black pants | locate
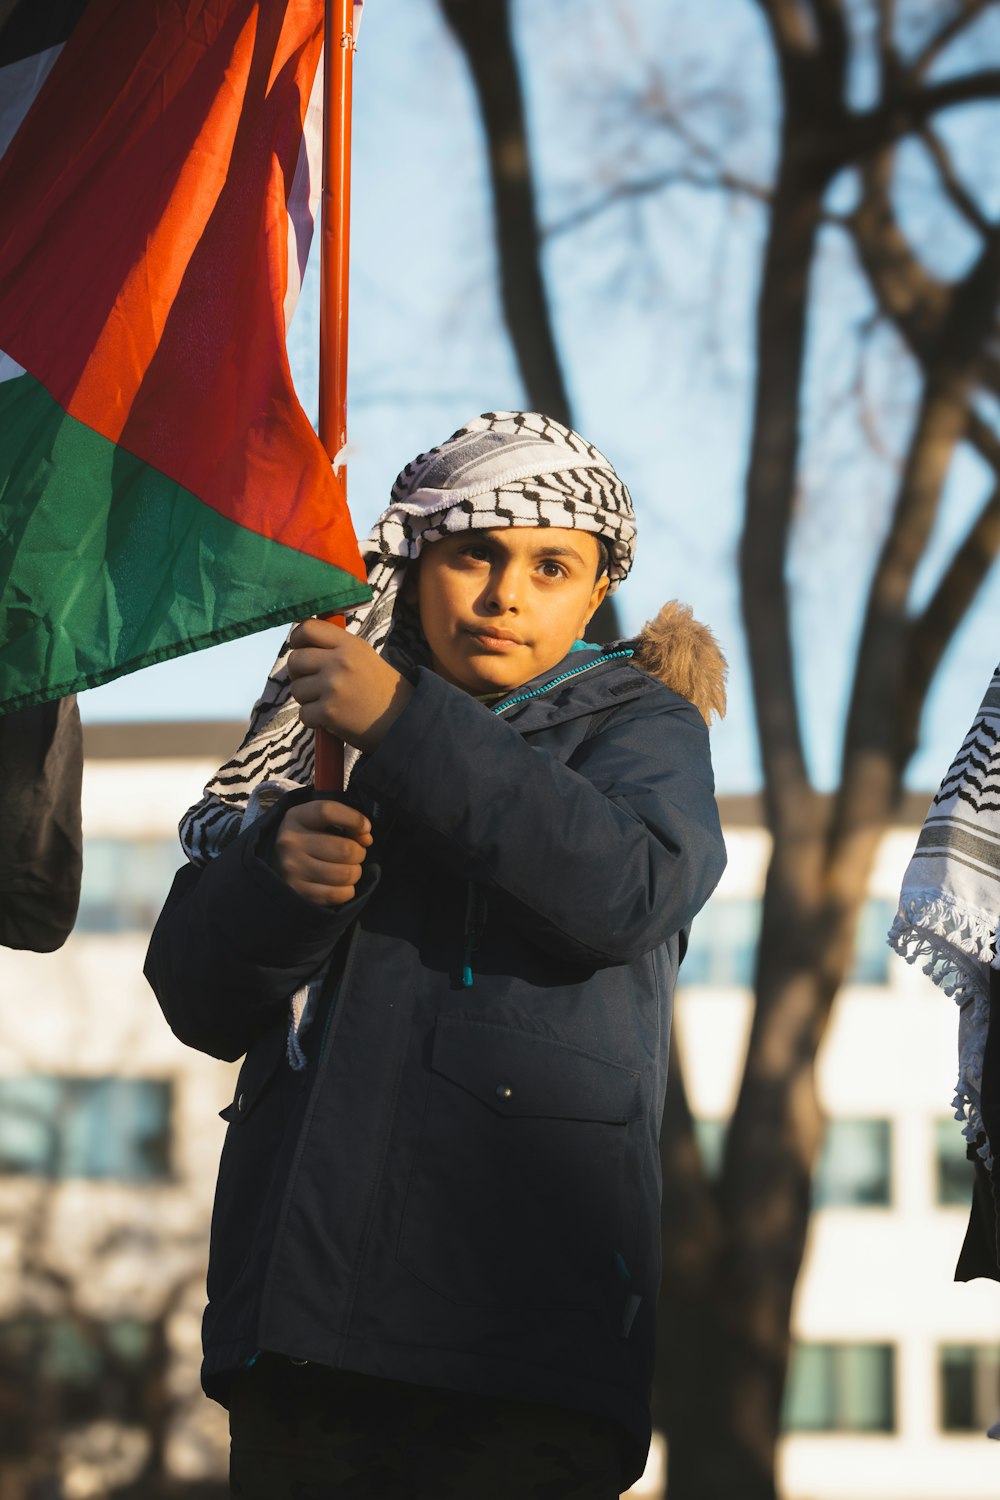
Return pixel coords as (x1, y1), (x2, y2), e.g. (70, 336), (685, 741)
(228, 1355), (623, 1499)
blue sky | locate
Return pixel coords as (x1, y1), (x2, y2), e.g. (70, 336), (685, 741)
(79, 0), (1000, 795)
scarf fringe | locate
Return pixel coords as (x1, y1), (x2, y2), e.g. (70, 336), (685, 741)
(888, 904), (994, 1170)
(888, 895), (997, 978)
(888, 666), (1000, 1196)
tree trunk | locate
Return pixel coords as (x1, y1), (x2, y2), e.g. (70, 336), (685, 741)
(658, 122), (832, 1494)
(662, 765), (901, 1498)
(437, 0), (621, 641)
(437, 0), (572, 428)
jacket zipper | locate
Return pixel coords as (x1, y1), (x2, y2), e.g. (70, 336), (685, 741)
(491, 649), (634, 716)
(455, 651), (634, 985)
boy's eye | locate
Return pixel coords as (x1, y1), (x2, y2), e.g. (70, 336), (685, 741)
(538, 559), (567, 578)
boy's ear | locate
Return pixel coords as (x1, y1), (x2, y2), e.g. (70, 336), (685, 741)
(584, 572), (611, 626)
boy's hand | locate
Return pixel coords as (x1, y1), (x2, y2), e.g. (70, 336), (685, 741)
(271, 799), (373, 908)
(287, 619), (414, 753)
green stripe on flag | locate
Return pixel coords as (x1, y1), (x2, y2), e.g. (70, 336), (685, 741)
(0, 371), (370, 712)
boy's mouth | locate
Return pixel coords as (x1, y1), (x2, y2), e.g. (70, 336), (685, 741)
(463, 627), (524, 650)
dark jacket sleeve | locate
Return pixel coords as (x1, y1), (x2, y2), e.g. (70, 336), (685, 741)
(351, 668), (726, 967)
(144, 799), (379, 1061)
(0, 698), (83, 953)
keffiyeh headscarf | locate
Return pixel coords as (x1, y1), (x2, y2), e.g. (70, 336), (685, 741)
(179, 410), (636, 867)
(888, 665), (1000, 1163)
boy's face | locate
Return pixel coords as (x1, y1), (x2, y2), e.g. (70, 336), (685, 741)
(415, 527), (611, 695)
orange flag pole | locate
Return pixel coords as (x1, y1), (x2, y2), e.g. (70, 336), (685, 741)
(314, 0), (357, 794)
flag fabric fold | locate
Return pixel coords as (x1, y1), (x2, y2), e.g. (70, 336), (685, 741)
(0, 0), (369, 715)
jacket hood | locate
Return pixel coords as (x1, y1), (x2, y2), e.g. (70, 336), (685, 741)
(630, 600), (727, 727)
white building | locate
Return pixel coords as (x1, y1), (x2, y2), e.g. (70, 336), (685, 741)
(0, 725), (995, 1497)
(675, 802), (1000, 1500)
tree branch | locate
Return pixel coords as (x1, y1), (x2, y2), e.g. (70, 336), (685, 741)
(876, 0), (899, 89)
(811, 0), (850, 87)
(921, 123), (994, 237)
(977, 350), (1000, 403)
(909, 0), (997, 80)
(833, 375), (970, 845)
(847, 149), (951, 367)
(438, 0), (573, 427)
(968, 405), (1000, 470)
(913, 476), (1000, 663)
(837, 232), (1000, 817)
(750, 0), (819, 57)
(740, 175), (829, 824)
(900, 420), (1000, 760)
(646, 94), (778, 195)
(440, 0), (623, 641)
(546, 165), (771, 240)
(843, 69), (1000, 162)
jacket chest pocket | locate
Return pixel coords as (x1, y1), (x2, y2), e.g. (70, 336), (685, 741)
(397, 1016), (641, 1313)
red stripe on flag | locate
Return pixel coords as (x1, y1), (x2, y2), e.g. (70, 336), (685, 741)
(0, 0), (363, 578)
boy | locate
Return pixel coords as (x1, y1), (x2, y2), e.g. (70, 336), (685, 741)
(145, 411), (727, 1498)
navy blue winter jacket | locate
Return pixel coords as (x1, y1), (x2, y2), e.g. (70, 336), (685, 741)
(145, 644), (726, 1486)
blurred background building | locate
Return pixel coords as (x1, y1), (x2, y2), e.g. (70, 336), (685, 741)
(0, 726), (994, 1498)
(678, 809), (1000, 1500)
(0, 726), (236, 1500)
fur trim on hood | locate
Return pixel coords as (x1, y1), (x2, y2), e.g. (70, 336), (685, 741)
(631, 601), (727, 727)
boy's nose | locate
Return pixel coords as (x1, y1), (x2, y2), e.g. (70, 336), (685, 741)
(484, 563), (522, 613)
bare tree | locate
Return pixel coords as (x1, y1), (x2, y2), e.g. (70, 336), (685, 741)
(440, 1), (1000, 1495)
(655, 4), (1000, 1495)
(437, 0), (622, 641)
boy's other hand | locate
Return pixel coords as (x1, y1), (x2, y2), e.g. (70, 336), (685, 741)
(271, 799), (373, 908)
(287, 619), (414, 753)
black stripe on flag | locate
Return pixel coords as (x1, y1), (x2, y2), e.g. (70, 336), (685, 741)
(0, 0), (88, 68)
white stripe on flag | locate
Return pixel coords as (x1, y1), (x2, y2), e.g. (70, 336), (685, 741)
(281, 2), (365, 335)
(283, 57), (323, 334)
(0, 350), (26, 384)
(0, 44), (63, 162)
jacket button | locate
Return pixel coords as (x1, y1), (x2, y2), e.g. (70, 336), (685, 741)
(496, 1084), (513, 1100)
(237, 1092), (246, 1112)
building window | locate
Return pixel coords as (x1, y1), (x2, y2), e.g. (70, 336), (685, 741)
(0, 1078), (171, 1182)
(682, 897), (895, 988)
(693, 1117), (891, 1207)
(77, 837), (183, 933)
(940, 1345), (1000, 1432)
(850, 899), (897, 985)
(814, 1119), (892, 1208)
(693, 1118), (727, 1178)
(783, 1343), (895, 1433)
(682, 897), (760, 986)
(934, 1119), (976, 1207)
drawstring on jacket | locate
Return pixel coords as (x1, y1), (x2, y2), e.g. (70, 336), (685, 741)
(462, 884), (488, 988)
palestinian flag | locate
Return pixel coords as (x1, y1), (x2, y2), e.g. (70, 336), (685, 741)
(0, 0), (369, 715)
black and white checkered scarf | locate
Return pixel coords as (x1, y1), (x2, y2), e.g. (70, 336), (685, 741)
(179, 411), (636, 867)
(889, 665), (1000, 1163)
